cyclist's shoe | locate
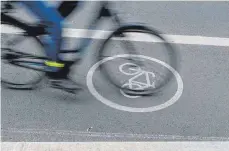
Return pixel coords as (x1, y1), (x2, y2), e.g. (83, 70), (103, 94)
(45, 60), (83, 93)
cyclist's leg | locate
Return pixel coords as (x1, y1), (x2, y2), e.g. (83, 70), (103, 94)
(22, 1), (63, 69)
(22, 1), (82, 90)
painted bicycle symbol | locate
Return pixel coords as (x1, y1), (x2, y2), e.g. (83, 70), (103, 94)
(119, 63), (156, 98)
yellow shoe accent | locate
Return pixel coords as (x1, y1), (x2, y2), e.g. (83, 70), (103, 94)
(45, 61), (65, 68)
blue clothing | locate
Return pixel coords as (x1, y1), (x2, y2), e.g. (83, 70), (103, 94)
(23, 1), (63, 61)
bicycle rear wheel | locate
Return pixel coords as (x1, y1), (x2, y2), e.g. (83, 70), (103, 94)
(1, 16), (46, 89)
(98, 25), (179, 96)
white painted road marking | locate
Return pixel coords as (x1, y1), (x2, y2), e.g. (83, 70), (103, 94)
(2, 128), (229, 141)
(2, 142), (229, 151)
(1, 26), (229, 46)
(119, 62), (156, 99)
(86, 54), (184, 112)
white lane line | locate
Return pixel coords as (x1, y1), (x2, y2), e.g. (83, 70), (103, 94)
(2, 128), (229, 141)
(1, 25), (229, 47)
(2, 142), (229, 151)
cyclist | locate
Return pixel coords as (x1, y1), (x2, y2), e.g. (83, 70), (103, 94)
(22, 1), (81, 92)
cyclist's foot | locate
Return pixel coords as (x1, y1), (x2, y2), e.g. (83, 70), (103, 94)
(45, 60), (83, 93)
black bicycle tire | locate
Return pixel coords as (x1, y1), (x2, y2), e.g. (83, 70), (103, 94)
(97, 25), (179, 96)
(1, 17), (46, 90)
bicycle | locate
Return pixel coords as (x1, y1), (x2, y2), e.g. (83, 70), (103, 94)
(1, 1), (178, 96)
(119, 62), (156, 98)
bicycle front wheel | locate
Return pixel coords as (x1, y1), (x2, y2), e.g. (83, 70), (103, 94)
(97, 25), (179, 96)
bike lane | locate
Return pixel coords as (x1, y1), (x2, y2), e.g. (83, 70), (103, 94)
(1, 1), (229, 142)
(2, 39), (229, 141)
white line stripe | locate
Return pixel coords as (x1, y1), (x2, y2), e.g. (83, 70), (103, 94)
(2, 128), (229, 141)
(2, 142), (229, 151)
(1, 26), (229, 47)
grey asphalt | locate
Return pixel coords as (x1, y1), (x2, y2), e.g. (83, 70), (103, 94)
(1, 1), (229, 141)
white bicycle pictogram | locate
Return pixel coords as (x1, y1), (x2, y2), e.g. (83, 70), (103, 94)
(119, 63), (156, 98)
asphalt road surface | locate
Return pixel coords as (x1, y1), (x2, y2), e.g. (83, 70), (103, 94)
(1, 1), (229, 141)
